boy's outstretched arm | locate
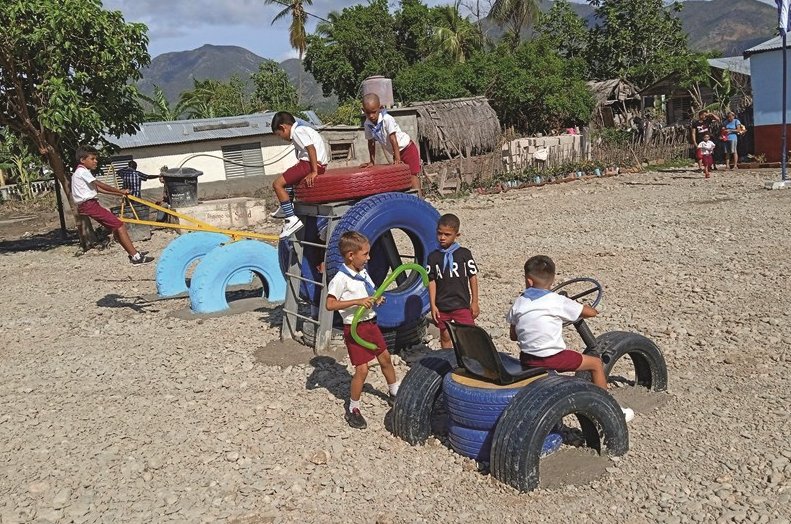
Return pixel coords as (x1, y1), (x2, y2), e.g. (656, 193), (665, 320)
(581, 304), (598, 319)
(389, 133), (402, 163)
(367, 139), (376, 165)
(94, 180), (129, 197)
(469, 274), (479, 319)
(326, 295), (373, 311)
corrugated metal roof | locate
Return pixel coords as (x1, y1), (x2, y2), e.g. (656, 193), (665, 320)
(707, 56), (751, 76)
(106, 111), (323, 150)
(744, 36), (788, 57)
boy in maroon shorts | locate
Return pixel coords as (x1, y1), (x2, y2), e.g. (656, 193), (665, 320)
(71, 146), (153, 265)
(427, 214), (479, 349)
(507, 255), (633, 422)
(271, 111), (329, 238)
(361, 93), (422, 193)
(326, 231), (400, 430)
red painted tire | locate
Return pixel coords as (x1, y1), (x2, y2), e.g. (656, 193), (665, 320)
(294, 164), (413, 204)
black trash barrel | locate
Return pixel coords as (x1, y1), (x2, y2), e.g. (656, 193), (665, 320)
(161, 167), (203, 207)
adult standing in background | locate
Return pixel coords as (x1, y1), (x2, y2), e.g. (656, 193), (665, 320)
(723, 112), (745, 169)
(690, 110), (720, 171)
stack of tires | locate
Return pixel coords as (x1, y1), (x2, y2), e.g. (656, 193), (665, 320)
(155, 232), (286, 314)
(280, 165), (436, 352)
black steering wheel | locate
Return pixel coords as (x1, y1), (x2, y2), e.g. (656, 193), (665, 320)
(551, 277), (603, 309)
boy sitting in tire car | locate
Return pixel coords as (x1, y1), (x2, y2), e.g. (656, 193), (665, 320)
(361, 93), (422, 194)
(271, 111), (330, 238)
(326, 231), (401, 430)
(507, 255), (634, 422)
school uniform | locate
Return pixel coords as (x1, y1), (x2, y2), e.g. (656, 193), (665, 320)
(364, 111), (421, 175)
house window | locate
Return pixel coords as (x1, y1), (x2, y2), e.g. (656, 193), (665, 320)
(329, 141), (355, 161)
(221, 142), (264, 178)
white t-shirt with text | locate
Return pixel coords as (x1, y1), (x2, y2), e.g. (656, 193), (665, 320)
(327, 266), (377, 325)
(71, 165), (98, 204)
(506, 289), (584, 357)
(292, 123), (329, 165)
(364, 112), (411, 155)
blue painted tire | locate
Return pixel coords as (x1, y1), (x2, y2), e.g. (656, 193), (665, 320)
(448, 423), (563, 463)
(155, 232), (252, 298)
(325, 193), (440, 328)
(443, 372), (523, 430)
(189, 240), (286, 314)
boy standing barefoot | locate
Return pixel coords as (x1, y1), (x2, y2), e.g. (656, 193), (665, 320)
(326, 231), (400, 429)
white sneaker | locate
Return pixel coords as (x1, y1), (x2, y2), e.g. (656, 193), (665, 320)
(270, 208), (286, 219)
(621, 407), (635, 423)
(280, 216), (304, 238)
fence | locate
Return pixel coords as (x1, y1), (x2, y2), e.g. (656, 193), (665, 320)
(0, 179), (55, 201)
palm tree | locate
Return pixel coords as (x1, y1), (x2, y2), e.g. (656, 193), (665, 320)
(264, 0), (314, 103)
(137, 85), (186, 121)
(489, 0), (541, 44)
(430, 3), (483, 64)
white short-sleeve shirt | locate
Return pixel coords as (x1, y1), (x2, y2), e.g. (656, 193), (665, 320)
(364, 112), (411, 155)
(326, 266), (377, 325)
(71, 165), (98, 204)
(506, 289), (584, 357)
(291, 123), (329, 165)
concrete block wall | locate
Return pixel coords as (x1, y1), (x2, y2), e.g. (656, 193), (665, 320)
(501, 134), (588, 169)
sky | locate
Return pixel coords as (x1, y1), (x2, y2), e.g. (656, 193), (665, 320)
(104, 0), (779, 62)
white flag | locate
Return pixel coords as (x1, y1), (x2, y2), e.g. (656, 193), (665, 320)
(778, 0), (791, 35)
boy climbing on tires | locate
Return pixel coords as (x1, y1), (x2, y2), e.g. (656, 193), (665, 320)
(361, 93), (422, 194)
(507, 255), (634, 422)
(427, 214), (479, 349)
(271, 111), (329, 238)
(326, 231), (400, 430)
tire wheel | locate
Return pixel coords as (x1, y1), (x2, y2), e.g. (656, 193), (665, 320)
(490, 375), (629, 492)
(576, 331), (668, 392)
(448, 423), (564, 463)
(189, 240), (286, 314)
(295, 164), (413, 204)
(381, 316), (428, 354)
(155, 232), (252, 298)
(325, 192), (440, 328)
(391, 350), (456, 445)
(443, 372), (523, 430)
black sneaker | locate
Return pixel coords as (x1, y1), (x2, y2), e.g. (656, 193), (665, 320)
(129, 254), (155, 265)
(387, 393), (396, 407)
(138, 251), (149, 257)
(345, 408), (367, 429)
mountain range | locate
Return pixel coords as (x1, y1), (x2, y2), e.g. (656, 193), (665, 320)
(138, 0), (777, 110)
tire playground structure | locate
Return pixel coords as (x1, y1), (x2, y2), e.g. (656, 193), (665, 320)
(391, 282), (669, 492)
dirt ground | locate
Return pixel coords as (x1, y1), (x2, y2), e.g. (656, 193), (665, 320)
(1, 168), (790, 523)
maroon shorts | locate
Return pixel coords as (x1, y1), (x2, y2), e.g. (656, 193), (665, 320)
(343, 320), (387, 366)
(282, 160), (327, 186)
(702, 154), (713, 168)
(520, 349), (583, 373)
(400, 142), (421, 176)
(436, 308), (475, 333)
(77, 199), (123, 230)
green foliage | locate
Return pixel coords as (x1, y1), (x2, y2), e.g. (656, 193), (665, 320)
(304, 0), (407, 100)
(319, 99), (363, 126)
(428, 4), (484, 63)
(395, 0), (433, 63)
(489, 0), (541, 44)
(265, 0), (313, 59)
(394, 59), (471, 103)
(0, 0), (149, 165)
(535, 0), (588, 60)
(587, 0), (691, 88)
(252, 60), (300, 112)
(138, 85), (187, 121)
(0, 128), (40, 199)
(177, 77), (253, 119)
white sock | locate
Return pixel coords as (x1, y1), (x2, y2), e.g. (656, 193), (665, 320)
(388, 381), (400, 396)
(349, 399), (361, 413)
(132, 252), (141, 261)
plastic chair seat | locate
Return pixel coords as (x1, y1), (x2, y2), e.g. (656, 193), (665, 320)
(446, 321), (547, 386)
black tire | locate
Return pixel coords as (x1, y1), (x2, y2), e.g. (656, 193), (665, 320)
(381, 316), (428, 354)
(391, 350), (456, 445)
(576, 331), (668, 392)
(491, 375), (629, 492)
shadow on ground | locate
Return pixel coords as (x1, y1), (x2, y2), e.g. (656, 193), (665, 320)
(0, 229), (77, 253)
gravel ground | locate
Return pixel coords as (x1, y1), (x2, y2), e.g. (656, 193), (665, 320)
(1, 169), (790, 524)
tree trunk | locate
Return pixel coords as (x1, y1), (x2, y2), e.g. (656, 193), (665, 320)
(298, 53), (303, 106)
(43, 144), (97, 250)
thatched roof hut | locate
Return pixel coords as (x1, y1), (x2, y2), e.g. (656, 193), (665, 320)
(409, 96), (500, 161)
(587, 79), (641, 128)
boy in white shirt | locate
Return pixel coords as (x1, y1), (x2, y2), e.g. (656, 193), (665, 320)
(697, 132), (716, 179)
(71, 146), (153, 265)
(271, 111), (330, 238)
(507, 255), (634, 422)
(361, 93), (422, 193)
(326, 231), (400, 430)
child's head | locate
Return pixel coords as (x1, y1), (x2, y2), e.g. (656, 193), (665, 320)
(75, 145), (99, 169)
(436, 213), (461, 249)
(362, 93), (382, 124)
(524, 255), (556, 289)
(339, 231), (370, 271)
(703, 133), (710, 141)
(272, 111), (296, 141)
